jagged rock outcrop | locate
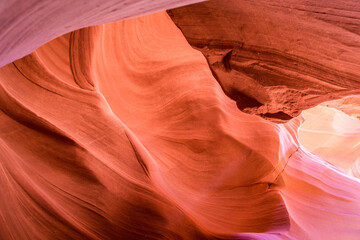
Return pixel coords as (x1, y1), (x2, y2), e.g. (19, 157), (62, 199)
(168, 0), (360, 122)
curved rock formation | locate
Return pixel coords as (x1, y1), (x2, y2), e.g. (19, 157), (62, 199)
(0, 12), (292, 239)
(1, 0), (360, 239)
(299, 105), (360, 177)
(0, 0), (204, 68)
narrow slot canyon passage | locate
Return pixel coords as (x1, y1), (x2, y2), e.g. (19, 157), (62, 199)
(1, 0), (360, 239)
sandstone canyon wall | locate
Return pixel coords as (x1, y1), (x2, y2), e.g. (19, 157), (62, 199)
(168, 0), (360, 122)
(0, 0), (359, 239)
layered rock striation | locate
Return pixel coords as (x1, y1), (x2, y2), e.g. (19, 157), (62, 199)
(168, 0), (360, 122)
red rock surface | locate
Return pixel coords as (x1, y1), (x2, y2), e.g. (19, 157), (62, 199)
(168, 0), (360, 122)
(0, 0), (359, 239)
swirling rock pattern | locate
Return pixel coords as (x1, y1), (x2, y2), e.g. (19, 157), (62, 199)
(0, 0), (360, 240)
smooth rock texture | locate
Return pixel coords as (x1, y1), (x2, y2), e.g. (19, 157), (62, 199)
(1, 11), (291, 239)
(299, 105), (360, 178)
(0, 0), (204, 68)
(0, 0), (360, 239)
(323, 96), (360, 120)
(168, 0), (360, 122)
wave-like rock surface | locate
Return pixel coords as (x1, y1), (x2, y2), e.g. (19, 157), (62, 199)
(299, 105), (360, 178)
(1, 11), (292, 239)
(1, 1), (360, 240)
(0, 0), (204, 68)
(168, 0), (360, 122)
